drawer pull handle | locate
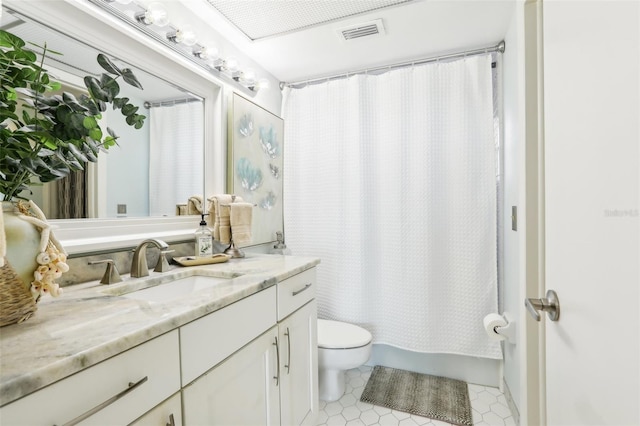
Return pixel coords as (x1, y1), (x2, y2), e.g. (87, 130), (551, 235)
(56, 376), (148, 426)
(273, 336), (280, 386)
(166, 413), (176, 426)
(284, 327), (291, 374)
(292, 283), (312, 296)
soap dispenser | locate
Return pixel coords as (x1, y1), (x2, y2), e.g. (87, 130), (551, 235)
(195, 214), (213, 257)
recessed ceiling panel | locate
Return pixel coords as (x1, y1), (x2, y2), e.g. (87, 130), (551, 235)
(204, 0), (412, 40)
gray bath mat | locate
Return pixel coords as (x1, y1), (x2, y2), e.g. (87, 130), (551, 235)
(360, 366), (473, 426)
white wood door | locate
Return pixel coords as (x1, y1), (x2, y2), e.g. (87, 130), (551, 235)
(279, 300), (319, 426)
(542, 1), (639, 425)
(182, 327), (280, 426)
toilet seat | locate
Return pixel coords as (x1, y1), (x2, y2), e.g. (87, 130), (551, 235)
(318, 319), (372, 349)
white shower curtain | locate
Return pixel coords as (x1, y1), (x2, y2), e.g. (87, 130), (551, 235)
(283, 55), (501, 359)
(149, 101), (204, 216)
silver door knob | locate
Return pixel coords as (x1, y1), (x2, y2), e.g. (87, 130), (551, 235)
(525, 290), (560, 322)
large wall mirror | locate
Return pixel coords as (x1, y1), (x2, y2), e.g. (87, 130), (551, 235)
(2, 0), (225, 254)
(2, 7), (206, 220)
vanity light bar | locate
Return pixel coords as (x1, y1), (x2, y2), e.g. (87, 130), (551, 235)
(90, 0), (267, 93)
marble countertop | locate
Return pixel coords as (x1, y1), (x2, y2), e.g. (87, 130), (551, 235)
(0, 254), (320, 407)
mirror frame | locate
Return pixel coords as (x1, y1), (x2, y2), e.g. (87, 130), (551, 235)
(4, 0), (226, 255)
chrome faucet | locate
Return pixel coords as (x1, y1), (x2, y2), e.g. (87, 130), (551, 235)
(130, 238), (170, 278)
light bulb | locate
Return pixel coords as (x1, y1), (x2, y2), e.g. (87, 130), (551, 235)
(177, 27), (197, 46)
(137, 2), (169, 27)
(204, 46), (219, 60)
(257, 78), (270, 90)
(225, 57), (239, 72)
(242, 69), (256, 83)
(197, 46), (221, 66)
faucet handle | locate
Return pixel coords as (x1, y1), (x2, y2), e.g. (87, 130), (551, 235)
(88, 259), (122, 285)
(154, 250), (174, 273)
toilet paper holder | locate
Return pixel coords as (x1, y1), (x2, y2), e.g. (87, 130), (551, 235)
(493, 313), (516, 343)
(484, 312), (516, 344)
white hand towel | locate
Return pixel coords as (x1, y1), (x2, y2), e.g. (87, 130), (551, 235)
(208, 195), (230, 241)
(230, 202), (253, 245)
(208, 195), (243, 243)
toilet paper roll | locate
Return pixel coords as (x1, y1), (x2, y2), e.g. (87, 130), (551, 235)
(483, 313), (508, 341)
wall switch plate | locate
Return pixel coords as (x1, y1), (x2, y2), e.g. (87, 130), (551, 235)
(511, 206), (517, 231)
(117, 204), (127, 215)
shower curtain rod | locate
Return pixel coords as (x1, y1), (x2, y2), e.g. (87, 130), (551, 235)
(281, 40), (505, 89)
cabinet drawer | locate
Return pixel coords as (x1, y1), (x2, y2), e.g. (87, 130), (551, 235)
(180, 286), (277, 385)
(277, 268), (316, 321)
(0, 330), (180, 426)
(131, 392), (182, 426)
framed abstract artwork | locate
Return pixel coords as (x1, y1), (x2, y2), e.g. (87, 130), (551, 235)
(228, 93), (284, 246)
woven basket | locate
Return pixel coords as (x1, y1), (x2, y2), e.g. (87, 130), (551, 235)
(0, 258), (37, 327)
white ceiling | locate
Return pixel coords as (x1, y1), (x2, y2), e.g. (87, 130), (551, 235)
(182, 0), (516, 83)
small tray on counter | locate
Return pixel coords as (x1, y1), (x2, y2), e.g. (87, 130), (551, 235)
(173, 254), (231, 267)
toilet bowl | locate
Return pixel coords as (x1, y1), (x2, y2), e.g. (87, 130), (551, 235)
(317, 319), (372, 402)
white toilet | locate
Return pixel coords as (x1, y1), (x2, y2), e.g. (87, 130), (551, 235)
(317, 319), (373, 401)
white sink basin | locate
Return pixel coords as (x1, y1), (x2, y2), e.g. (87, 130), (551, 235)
(106, 275), (231, 303)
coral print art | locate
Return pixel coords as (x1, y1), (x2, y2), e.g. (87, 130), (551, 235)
(229, 94), (284, 245)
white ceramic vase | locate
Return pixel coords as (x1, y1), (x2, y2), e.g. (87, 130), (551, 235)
(2, 201), (40, 292)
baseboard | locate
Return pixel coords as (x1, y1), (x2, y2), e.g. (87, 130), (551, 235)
(365, 344), (502, 387)
(502, 378), (520, 425)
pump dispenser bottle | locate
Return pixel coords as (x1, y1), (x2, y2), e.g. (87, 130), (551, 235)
(195, 214), (213, 257)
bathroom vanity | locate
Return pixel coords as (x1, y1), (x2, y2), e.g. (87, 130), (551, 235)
(0, 254), (319, 426)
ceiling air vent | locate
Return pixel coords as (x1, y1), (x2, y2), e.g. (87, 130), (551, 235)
(337, 19), (385, 42)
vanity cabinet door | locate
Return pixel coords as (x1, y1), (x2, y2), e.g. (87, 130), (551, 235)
(182, 326), (281, 426)
(0, 330), (180, 426)
(279, 300), (319, 426)
(130, 392), (182, 426)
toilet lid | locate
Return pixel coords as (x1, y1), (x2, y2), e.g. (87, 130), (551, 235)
(317, 319), (372, 349)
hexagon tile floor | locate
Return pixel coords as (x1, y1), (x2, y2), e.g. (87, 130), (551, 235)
(316, 366), (516, 426)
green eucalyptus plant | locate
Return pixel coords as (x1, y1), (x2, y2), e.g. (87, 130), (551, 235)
(0, 29), (146, 201)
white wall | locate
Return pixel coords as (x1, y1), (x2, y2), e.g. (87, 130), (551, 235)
(501, 1), (525, 420)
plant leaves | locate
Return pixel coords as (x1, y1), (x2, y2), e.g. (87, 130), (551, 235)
(36, 148), (56, 157)
(56, 106), (73, 124)
(97, 53), (122, 76)
(83, 116), (98, 129)
(100, 74), (120, 99)
(121, 68), (143, 90)
(28, 41), (63, 56)
(78, 94), (100, 115)
(68, 143), (89, 163)
(121, 104), (138, 116)
(69, 113), (85, 129)
(89, 127), (102, 141)
(0, 30), (26, 48)
(14, 87), (36, 97)
(84, 76), (109, 102)
(112, 97), (129, 109)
